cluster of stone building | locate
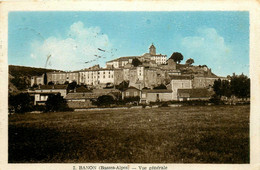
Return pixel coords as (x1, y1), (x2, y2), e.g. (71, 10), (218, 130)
(30, 44), (225, 107)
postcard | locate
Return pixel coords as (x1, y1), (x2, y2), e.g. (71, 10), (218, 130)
(0, 1), (259, 170)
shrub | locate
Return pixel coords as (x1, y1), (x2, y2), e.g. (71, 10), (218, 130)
(8, 93), (34, 113)
(95, 95), (115, 106)
(45, 93), (71, 112)
(123, 96), (140, 104)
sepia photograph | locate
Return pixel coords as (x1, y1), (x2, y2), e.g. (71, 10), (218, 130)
(1, 1), (260, 170)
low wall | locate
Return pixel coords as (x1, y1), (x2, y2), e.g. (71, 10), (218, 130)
(67, 100), (94, 108)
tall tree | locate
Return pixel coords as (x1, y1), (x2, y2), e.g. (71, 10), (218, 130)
(213, 74), (250, 99)
(170, 52), (183, 64)
(230, 74), (250, 99)
(213, 79), (222, 97)
(43, 73), (47, 85)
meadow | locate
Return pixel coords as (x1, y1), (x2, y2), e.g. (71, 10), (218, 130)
(8, 105), (249, 163)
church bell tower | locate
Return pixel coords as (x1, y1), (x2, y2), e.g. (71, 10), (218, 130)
(149, 44), (156, 55)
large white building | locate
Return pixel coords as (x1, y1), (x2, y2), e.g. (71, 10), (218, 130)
(79, 68), (115, 86)
(106, 44), (167, 68)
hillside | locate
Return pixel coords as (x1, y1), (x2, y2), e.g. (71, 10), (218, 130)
(9, 65), (59, 93)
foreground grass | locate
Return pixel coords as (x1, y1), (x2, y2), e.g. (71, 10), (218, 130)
(9, 105), (249, 163)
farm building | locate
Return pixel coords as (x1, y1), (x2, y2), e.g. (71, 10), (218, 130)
(177, 88), (214, 101)
(30, 84), (68, 105)
(140, 89), (172, 103)
(122, 86), (141, 99)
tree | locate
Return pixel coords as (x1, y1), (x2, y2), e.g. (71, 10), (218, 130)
(104, 82), (114, 89)
(45, 93), (70, 112)
(123, 96), (140, 104)
(48, 81), (54, 85)
(8, 93), (33, 113)
(32, 84), (39, 88)
(95, 95), (115, 106)
(115, 80), (129, 91)
(132, 58), (142, 67)
(213, 74), (250, 99)
(185, 58), (194, 65)
(230, 74), (250, 99)
(43, 73), (47, 85)
(170, 52), (183, 64)
(67, 81), (77, 91)
(153, 84), (167, 89)
(213, 79), (222, 97)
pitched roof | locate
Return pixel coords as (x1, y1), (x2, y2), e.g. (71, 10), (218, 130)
(39, 85), (68, 89)
(92, 88), (121, 94)
(106, 56), (138, 63)
(169, 75), (193, 80)
(177, 88), (213, 98)
(123, 86), (140, 91)
(149, 44), (155, 49)
(75, 86), (91, 93)
(65, 92), (98, 100)
(142, 89), (172, 93)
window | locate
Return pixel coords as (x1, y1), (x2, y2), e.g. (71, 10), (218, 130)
(103, 76), (105, 78)
(134, 92), (138, 96)
(126, 92), (129, 96)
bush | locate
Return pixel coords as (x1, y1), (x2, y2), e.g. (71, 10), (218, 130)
(153, 84), (167, 89)
(8, 93), (34, 113)
(123, 96), (140, 104)
(45, 93), (71, 112)
(209, 95), (223, 105)
(160, 102), (169, 107)
(95, 95), (115, 106)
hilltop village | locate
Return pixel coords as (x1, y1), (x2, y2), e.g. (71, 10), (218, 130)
(30, 44), (225, 108)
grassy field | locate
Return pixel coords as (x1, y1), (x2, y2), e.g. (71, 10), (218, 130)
(8, 105), (249, 163)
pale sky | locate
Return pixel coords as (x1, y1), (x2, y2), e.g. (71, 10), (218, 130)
(8, 11), (249, 76)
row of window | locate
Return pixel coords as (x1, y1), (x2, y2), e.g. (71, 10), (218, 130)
(81, 75), (114, 80)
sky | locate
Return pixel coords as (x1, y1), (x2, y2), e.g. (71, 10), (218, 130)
(8, 11), (249, 76)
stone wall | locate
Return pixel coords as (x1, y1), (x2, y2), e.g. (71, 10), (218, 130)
(171, 79), (192, 100)
(114, 69), (124, 85)
(192, 77), (218, 88)
(146, 92), (172, 102)
(67, 100), (94, 108)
